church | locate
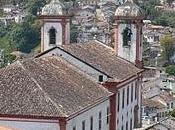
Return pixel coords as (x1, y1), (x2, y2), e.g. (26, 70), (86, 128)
(0, 0), (145, 130)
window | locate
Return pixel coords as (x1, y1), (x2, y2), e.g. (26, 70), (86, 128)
(121, 125), (124, 130)
(131, 84), (133, 102)
(159, 112), (162, 118)
(99, 112), (102, 130)
(130, 118), (133, 130)
(167, 103), (170, 109)
(127, 86), (129, 105)
(90, 116), (93, 130)
(135, 81), (137, 100)
(122, 89), (125, 108)
(122, 27), (132, 46)
(162, 112), (165, 117)
(49, 27), (56, 44)
(99, 75), (103, 82)
(82, 120), (85, 130)
(126, 121), (128, 130)
(73, 126), (76, 130)
(171, 102), (173, 109)
(107, 107), (109, 124)
(118, 92), (120, 111)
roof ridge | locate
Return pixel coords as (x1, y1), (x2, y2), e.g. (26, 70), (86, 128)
(17, 60), (67, 117)
(94, 40), (115, 51)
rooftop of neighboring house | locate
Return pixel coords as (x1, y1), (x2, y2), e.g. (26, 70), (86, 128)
(142, 67), (160, 80)
(142, 98), (166, 109)
(145, 117), (175, 130)
(0, 56), (111, 118)
(142, 79), (161, 94)
(150, 90), (175, 103)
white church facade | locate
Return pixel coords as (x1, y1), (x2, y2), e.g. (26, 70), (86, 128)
(0, 0), (145, 130)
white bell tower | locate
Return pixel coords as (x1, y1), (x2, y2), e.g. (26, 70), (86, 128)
(39, 0), (70, 52)
(114, 0), (145, 68)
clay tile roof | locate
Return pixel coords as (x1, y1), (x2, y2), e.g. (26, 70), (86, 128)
(142, 98), (166, 109)
(159, 91), (175, 102)
(61, 41), (142, 81)
(0, 56), (111, 117)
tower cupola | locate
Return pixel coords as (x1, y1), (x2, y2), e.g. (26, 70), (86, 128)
(41, 0), (65, 16)
(115, 0), (144, 17)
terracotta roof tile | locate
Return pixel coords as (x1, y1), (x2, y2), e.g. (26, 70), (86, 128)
(61, 41), (142, 81)
(0, 56), (111, 117)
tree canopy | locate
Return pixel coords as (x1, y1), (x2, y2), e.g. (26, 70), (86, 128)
(139, 0), (175, 27)
(160, 34), (175, 63)
(166, 65), (175, 76)
(9, 21), (39, 53)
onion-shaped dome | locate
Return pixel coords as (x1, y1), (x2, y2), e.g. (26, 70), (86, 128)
(41, 0), (65, 16)
(115, 0), (144, 17)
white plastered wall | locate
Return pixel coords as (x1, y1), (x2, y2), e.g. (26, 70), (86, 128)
(66, 99), (109, 130)
(0, 119), (60, 130)
(116, 78), (141, 130)
(42, 21), (62, 51)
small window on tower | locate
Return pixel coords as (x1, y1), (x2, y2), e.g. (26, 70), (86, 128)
(49, 27), (56, 45)
(122, 27), (132, 47)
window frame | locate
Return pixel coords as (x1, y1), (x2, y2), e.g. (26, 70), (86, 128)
(49, 27), (57, 45)
(99, 111), (102, 130)
(82, 120), (85, 130)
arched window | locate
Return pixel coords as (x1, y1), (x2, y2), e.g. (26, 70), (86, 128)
(49, 27), (56, 45)
(122, 27), (132, 46)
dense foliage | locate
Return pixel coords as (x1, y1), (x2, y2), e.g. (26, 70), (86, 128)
(0, 0), (46, 67)
(139, 0), (175, 27)
(160, 34), (175, 63)
(166, 65), (175, 76)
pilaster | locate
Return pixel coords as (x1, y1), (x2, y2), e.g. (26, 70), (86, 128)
(114, 21), (119, 55)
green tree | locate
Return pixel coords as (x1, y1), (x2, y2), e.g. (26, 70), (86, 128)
(166, 65), (175, 76)
(9, 21), (39, 53)
(169, 109), (175, 118)
(160, 34), (175, 63)
(0, 22), (8, 37)
(27, 0), (46, 16)
(70, 25), (78, 43)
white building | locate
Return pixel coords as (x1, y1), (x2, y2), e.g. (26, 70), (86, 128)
(0, 0), (145, 130)
(2, 4), (15, 13)
(0, 56), (111, 130)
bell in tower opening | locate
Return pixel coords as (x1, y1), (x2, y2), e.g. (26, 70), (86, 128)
(122, 25), (132, 47)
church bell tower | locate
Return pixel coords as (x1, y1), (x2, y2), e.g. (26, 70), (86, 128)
(39, 0), (70, 52)
(113, 0), (145, 68)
